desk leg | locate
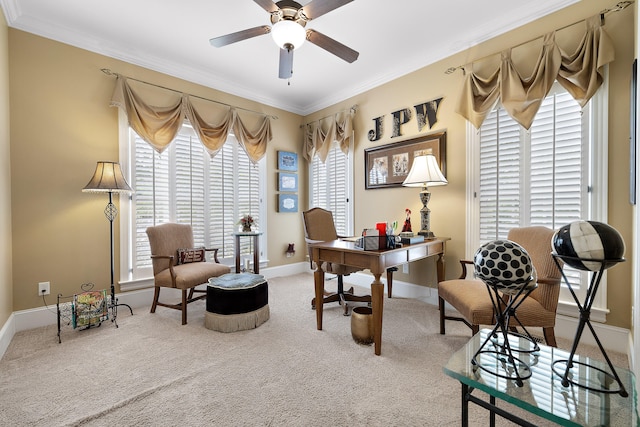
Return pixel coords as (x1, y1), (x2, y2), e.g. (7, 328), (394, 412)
(436, 252), (446, 282)
(234, 235), (241, 273)
(314, 266), (324, 330)
(371, 273), (384, 356)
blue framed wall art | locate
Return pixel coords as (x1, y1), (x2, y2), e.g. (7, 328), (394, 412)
(278, 194), (298, 212)
(278, 151), (298, 171)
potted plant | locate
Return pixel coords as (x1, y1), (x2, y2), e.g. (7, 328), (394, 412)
(238, 214), (255, 232)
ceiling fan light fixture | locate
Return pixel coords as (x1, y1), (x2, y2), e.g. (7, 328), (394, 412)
(271, 20), (306, 50)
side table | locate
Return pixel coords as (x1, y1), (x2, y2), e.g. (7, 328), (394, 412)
(233, 231), (262, 274)
(443, 329), (637, 426)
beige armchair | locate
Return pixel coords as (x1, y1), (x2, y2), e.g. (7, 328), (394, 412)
(302, 208), (372, 316)
(438, 226), (562, 346)
(146, 223), (230, 325)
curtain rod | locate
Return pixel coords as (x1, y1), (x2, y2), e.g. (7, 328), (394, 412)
(101, 68), (278, 120)
(300, 105), (357, 128)
(444, 0), (633, 75)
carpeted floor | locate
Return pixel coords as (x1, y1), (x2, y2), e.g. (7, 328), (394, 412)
(0, 273), (630, 426)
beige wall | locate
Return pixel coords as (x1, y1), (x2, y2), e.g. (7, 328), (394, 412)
(4, 0), (636, 330)
(8, 31), (304, 311)
(305, 0), (635, 328)
(0, 9), (12, 327)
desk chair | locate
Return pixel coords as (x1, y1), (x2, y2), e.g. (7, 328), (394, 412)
(146, 223), (230, 325)
(438, 226), (562, 346)
(302, 208), (371, 316)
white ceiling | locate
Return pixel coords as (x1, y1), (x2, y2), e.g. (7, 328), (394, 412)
(2, 0), (580, 115)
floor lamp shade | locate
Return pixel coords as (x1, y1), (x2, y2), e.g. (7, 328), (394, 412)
(83, 161), (132, 193)
(402, 155), (447, 238)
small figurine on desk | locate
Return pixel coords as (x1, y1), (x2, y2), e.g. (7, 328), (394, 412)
(402, 208), (412, 233)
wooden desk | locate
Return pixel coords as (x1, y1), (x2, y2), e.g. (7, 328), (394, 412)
(310, 237), (448, 355)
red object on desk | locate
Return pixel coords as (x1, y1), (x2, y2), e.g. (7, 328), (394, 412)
(376, 222), (387, 249)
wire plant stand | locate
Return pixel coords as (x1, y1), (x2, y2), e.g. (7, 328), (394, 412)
(551, 254), (628, 397)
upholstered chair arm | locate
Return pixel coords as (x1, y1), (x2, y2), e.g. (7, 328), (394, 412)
(458, 260), (474, 279)
(205, 248), (221, 263)
(151, 254), (177, 284)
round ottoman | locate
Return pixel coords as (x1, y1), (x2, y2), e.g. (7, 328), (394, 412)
(205, 272), (269, 332)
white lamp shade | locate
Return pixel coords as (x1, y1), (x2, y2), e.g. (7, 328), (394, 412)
(83, 161), (133, 193)
(271, 20), (306, 49)
(402, 154), (447, 188)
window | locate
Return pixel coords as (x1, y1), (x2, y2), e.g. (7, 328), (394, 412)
(309, 141), (354, 236)
(467, 81), (609, 320)
(120, 115), (266, 286)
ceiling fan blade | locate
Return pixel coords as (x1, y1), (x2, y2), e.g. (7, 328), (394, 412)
(279, 47), (294, 79)
(209, 26), (271, 47)
(253, 0), (280, 13)
(300, 0), (353, 20)
(306, 29), (359, 63)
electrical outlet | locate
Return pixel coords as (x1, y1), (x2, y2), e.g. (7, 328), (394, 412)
(38, 281), (50, 296)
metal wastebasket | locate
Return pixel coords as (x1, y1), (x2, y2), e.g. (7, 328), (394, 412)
(351, 306), (373, 345)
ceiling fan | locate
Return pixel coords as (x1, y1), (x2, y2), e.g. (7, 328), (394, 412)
(209, 0), (359, 80)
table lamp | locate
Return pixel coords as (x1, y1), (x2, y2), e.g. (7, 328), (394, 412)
(83, 161), (134, 327)
(402, 154), (447, 238)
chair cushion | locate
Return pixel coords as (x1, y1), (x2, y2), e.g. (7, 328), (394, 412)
(154, 262), (231, 289)
(208, 272), (266, 289)
(438, 279), (495, 325)
(177, 247), (206, 264)
(439, 279), (556, 328)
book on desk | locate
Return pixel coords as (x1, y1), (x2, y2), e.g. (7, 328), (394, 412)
(400, 235), (424, 245)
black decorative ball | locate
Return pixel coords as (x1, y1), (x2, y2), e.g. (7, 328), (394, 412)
(473, 239), (535, 294)
(552, 221), (625, 271)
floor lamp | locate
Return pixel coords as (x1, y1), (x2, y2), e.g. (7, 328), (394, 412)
(402, 154), (448, 238)
(83, 161), (134, 327)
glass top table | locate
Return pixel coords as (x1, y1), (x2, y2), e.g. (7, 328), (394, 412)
(443, 329), (638, 426)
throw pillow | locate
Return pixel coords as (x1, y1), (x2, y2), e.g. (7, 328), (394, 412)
(177, 247), (206, 265)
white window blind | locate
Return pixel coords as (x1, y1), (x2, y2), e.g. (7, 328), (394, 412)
(127, 124), (264, 281)
(309, 142), (353, 236)
(479, 86), (586, 237)
(470, 81), (607, 315)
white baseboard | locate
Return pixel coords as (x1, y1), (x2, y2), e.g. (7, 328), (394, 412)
(0, 312), (15, 358)
(1, 262), (632, 364)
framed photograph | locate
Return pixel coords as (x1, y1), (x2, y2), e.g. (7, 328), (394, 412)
(278, 151), (298, 171)
(278, 172), (298, 192)
(364, 131), (446, 189)
(278, 194), (298, 212)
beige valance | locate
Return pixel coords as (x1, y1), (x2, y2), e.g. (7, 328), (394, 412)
(110, 76), (272, 163)
(303, 109), (354, 163)
(456, 15), (614, 129)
